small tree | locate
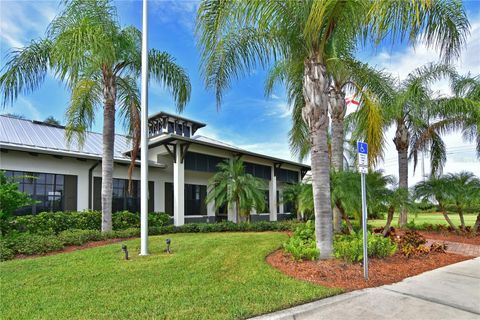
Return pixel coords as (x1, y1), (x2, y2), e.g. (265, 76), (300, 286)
(444, 172), (480, 231)
(282, 183), (304, 220)
(0, 171), (34, 235)
(206, 158), (266, 222)
(44, 116), (61, 126)
(414, 176), (458, 231)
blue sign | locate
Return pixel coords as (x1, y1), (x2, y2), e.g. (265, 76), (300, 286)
(357, 142), (368, 154)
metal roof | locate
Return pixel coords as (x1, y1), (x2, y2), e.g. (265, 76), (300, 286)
(143, 133), (311, 170)
(0, 115), (132, 162)
(0, 115), (310, 170)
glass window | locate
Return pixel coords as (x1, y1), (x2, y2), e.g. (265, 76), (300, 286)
(184, 126), (191, 137)
(4, 170), (67, 215)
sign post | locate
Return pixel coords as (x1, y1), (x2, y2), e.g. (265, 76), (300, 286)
(357, 141), (369, 280)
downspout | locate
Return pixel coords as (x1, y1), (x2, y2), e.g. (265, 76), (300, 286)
(88, 161), (101, 210)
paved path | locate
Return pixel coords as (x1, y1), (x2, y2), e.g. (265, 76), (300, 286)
(251, 257), (480, 320)
(426, 239), (480, 257)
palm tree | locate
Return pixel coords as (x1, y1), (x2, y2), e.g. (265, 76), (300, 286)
(414, 176), (458, 231)
(443, 172), (480, 231)
(196, 0), (468, 259)
(381, 187), (411, 236)
(44, 116), (61, 126)
(206, 158), (266, 223)
(352, 64), (478, 227)
(269, 56), (393, 232)
(282, 183), (304, 220)
(0, 0), (191, 232)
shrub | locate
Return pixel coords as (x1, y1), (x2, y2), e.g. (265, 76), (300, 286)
(58, 229), (104, 245)
(334, 232), (397, 263)
(0, 241), (14, 261)
(0, 171), (35, 236)
(9, 233), (64, 255)
(398, 230), (430, 257)
(149, 212), (171, 228)
(11, 211), (171, 234)
(283, 221), (320, 261)
(112, 211), (140, 230)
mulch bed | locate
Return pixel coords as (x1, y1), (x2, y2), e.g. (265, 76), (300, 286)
(267, 250), (472, 292)
(15, 237), (134, 260)
(417, 231), (480, 245)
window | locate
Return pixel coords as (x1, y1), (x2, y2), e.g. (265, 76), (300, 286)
(245, 162), (272, 180)
(4, 170), (75, 215)
(93, 178), (154, 213)
(164, 183), (207, 216)
(276, 169), (299, 183)
(185, 152), (226, 173)
(167, 122), (174, 133)
(184, 126), (191, 137)
(262, 190), (270, 213)
(175, 123), (183, 135)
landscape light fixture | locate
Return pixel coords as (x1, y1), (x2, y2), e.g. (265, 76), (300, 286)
(165, 239), (171, 254)
(122, 245), (129, 260)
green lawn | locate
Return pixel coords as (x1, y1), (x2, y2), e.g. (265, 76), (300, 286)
(0, 232), (340, 320)
(370, 212), (478, 228)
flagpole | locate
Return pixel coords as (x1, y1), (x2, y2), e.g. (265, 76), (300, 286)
(140, 0), (149, 256)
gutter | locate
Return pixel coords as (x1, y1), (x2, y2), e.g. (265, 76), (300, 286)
(88, 161), (101, 209)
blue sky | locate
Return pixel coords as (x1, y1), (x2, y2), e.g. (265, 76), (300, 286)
(1, 0), (479, 184)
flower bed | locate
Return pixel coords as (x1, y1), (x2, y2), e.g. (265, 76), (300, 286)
(267, 250), (471, 291)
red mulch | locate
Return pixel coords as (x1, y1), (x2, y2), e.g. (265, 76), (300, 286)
(15, 237), (134, 260)
(417, 231), (480, 245)
(267, 250), (472, 292)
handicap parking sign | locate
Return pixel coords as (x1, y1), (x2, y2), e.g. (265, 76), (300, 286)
(357, 142), (368, 154)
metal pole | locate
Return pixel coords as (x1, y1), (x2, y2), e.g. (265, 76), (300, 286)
(139, 0), (149, 256)
(361, 172), (368, 280)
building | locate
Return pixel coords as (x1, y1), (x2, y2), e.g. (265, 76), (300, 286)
(0, 113), (309, 225)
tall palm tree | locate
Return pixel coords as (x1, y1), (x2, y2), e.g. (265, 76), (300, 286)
(271, 56), (394, 232)
(352, 64), (478, 227)
(196, 0), (469, 258)
(206, 158), (266, 222)
(0, 0), (191, 231)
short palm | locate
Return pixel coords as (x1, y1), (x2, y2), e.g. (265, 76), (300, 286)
(206, 158), (266, 222)
(0, 0), (191, 231)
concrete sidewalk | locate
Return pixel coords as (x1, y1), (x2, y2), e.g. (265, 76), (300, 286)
(252, 257), (480, 320)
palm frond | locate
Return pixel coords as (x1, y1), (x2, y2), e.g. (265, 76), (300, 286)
(64, 77), (101, 146)
(0, 39), (52, 107)
(148, 49), (191, 112)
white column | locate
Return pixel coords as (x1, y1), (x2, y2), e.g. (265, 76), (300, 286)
(173, 145), (185, 226)
(269, 166), (277, 221)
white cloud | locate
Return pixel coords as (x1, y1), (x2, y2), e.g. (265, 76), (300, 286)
(2, 97), (43, 121)
(150, 0), (199, 32)
(0, 1), (57, 50)
(365, 12), (480, 185)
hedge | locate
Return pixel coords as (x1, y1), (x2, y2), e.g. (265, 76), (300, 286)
(11, 211), (170, 235)
(0, 220), (300, 261)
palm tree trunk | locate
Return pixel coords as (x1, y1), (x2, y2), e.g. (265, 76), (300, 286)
(383, 206), (395, 237)
(440, 205), (458, 231)
(302, 57), (333, 259)
(473, 213), (480, 235)
(330, 90), (346, 171)
(330, 92), (346, 233)
(101, 74), (116, 232)
(394, 120), (409, 227)
(457, 205), (465, 230)
(336, 200), (353, 234)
